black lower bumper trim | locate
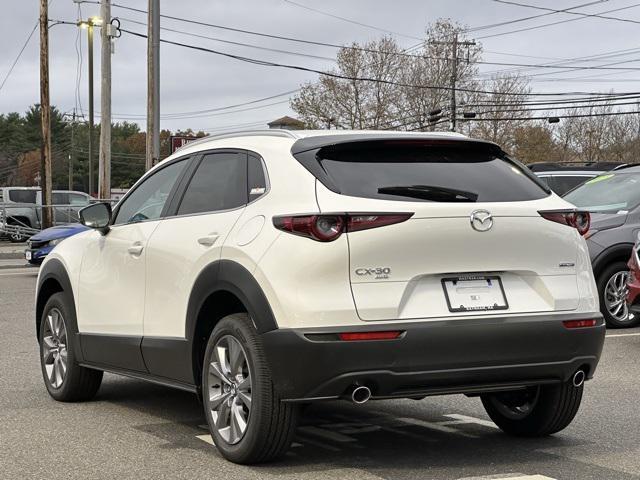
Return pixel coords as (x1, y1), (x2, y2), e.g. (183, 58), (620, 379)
(260, 312), (605, 402)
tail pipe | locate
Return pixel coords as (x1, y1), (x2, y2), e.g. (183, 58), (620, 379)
(572, 369), (586, 387)
(347, 385), (372, 404)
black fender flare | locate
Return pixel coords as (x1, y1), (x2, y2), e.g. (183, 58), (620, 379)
(592, 242), (634, 279)
(186, 259), (278, 342)
(36, 258), (84, 362)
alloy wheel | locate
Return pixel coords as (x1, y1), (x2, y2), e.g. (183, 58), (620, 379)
(42, 308), (68, 389)
(604, 270), (630, 323)
(207, 335), (252, 445)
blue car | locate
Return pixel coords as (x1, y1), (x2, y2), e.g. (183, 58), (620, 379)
(25, 224), (89, 265)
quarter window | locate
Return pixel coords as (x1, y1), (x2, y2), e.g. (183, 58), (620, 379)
(113, 159), (187, 225)
(177, 152), (247, 215)
(248, 155), (267, 202)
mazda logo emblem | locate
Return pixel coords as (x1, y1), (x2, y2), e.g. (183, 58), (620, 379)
(470, 209), (493, 232)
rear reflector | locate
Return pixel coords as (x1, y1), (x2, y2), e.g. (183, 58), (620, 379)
(562, 319), (597, 329)
(338, 331), (403, 341)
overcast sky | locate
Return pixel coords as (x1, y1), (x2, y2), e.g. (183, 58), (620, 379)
(1, 0), (639, 133)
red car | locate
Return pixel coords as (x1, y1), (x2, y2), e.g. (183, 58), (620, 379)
(626, 243), (640, 315)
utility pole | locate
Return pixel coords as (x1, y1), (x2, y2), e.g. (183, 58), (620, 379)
(432, 33), (476, 132)
(449, 33), (459, 133)
(88, 20), (95, 196)
(98, 0), (112, 200)
(146, 0), (160, 170)
(39, 0), (53, 229)
(69, 109), (76, 191)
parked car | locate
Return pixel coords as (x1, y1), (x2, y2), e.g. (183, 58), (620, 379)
(25, 224), (89, 265)
(0, 187), (92, 242)
(563, 166), (640, 328)
(626, 238), (640, 316)
(35, 130), (605, 464)
(529, 162), (624, 195)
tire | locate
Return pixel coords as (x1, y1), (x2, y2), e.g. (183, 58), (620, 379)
(597, 261), (639, 328)
(39, 292), (103, 402)
(7, 217), (31, 243)
(481, 382), (583, 437)
(202, 313), (299, 464)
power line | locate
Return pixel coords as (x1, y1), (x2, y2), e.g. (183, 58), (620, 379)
(476, 2), (640, 39)
(118, 27), (640, 97)
(491, 0), (640, 26)
(461, 110), (640, 121)
(281, 0), (423, 41)
(119, 16), (337, 62)
(0, 20), (40, 94)
(467, 0), (609, 32)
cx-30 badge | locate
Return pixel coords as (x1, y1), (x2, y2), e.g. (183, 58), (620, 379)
(470, 209), (493, 232)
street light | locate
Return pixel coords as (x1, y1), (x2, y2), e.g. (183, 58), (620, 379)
(76, 16), (102, 195)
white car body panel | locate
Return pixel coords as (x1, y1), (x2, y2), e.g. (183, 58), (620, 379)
(40, 130), (599, 337)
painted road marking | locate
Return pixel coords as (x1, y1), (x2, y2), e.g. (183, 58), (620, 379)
(606, 332), (640, 338)
(459, 475), (556, 480)
(442, 413), (500, 429)
(195, 434), (215, 446)
(396, 416), (478, 438)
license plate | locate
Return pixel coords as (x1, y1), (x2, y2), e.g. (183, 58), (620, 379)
(25, 251), (32, 261)
(441, 275), (508, 312)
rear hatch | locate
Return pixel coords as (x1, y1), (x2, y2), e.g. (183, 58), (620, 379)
(299, 138), (582, 321)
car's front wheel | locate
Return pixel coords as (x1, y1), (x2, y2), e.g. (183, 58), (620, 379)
(39, 293), (103, 401)
(481, 381), (583, 436)
(202, 313), (299, 464)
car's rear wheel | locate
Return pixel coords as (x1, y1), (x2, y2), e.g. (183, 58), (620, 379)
(202, 313), (299, 464)
(481, 381), (583, 436)
(598, 261), (639, 328)
(39, 293), (103, 401)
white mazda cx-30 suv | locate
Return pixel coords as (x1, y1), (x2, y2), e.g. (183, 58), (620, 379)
(35, 130), (604, 464)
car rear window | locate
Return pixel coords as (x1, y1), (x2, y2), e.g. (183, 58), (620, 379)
(302, 140), (549, 203)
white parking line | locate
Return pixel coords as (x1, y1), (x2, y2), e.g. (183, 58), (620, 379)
(459, 475), (556, 480)
(442, 413), (500, 429)
(606, 332), (640, 338)
(195, 434), (215, 446)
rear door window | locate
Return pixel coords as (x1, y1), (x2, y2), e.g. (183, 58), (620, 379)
(177, 152), (247, 215)
(248, 155), (267, 202)
(303, 141), (549, 203)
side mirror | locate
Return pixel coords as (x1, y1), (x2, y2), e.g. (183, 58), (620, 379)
(79, 202), (112, 235)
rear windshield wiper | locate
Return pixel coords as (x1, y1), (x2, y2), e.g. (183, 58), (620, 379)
(377, 185), (478, 202)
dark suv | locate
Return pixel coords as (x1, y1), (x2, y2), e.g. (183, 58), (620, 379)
(564, 165), (640, 327)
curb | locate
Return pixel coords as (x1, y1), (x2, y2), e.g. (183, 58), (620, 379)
(0, 263), (32, 270)
(0, 253), (26, 260)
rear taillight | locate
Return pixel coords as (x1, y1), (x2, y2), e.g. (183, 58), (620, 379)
(273, 213), (413, 242)
(562, 319), (597, 329)
(539, 210), (590, 236)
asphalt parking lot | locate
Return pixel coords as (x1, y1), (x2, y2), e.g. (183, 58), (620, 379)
(1, 264), (639, 480)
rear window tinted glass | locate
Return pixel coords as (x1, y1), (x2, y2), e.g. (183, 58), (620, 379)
(312, 141), (549, 203)
(8, 190), (37, 203)
(177, 152), (247, 215)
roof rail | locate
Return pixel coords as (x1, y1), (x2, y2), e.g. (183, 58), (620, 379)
(173, 129), (298, 154)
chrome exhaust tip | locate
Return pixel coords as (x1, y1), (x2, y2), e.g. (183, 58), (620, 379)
(573, 370), (585, 387)
(350, 385), (372, 404)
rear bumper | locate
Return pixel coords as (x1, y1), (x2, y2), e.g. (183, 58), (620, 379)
(260, 312), (605, 402)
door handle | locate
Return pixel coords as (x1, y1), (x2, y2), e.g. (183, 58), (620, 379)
(198, 233), (219, 247)
(128, 243), (144, 256)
